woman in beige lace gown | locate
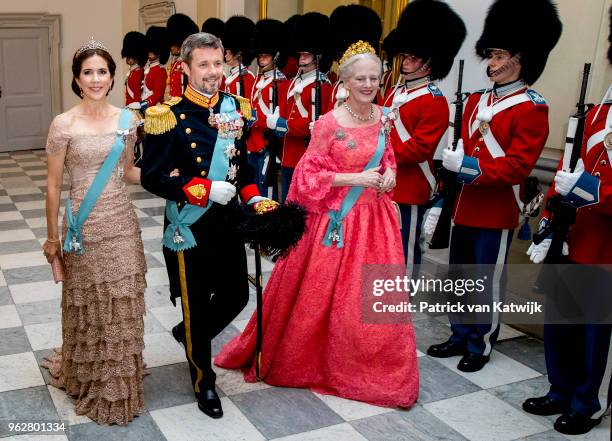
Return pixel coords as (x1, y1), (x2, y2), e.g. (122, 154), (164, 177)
(42, 41), (146, 425)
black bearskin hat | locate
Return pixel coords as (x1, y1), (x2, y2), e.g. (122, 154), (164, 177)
(394, 0), (466, 80)
(223, 15), (256, 66)
(293, 12), (330, 56)
(121, 31), (147, 67)
(608, 7), (612, 64)
(252, 19), (288, 68)
(201, 17), (225, 38)
(330, 5), (382, 61)
(145, 26), (170, 65)
(167, 13), (199, 49)
(475, 0), (562, 84)
(382, 29), (397, 63)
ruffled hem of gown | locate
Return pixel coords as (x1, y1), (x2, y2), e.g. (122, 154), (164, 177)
(41, 272), (147, 426)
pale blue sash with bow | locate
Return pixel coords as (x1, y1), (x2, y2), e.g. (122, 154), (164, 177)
(64, 109), (132, 254)
(163, 96), (240, 251)
(322, 108), (390, 249)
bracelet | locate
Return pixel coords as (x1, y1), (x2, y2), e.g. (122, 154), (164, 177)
(46, 238), (60, 243)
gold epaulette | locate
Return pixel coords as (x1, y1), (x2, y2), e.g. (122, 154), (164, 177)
(164, 96), (183, 106)
(230, 93), (252, 120)
(144, 104), (177, 135)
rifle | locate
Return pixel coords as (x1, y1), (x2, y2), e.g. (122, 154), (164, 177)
(429, 60), (468, 249)
(314, 54), (322, 121)
(533, 63), (591, 262)
(263, 53), (281, 189)
(238, 54), (245, 98)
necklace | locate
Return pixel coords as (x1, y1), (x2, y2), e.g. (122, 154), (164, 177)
(343, 101), (374, 122)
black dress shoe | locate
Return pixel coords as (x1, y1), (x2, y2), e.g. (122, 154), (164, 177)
(427, 340), (465, 358)
(522, 396), (569, 416)
(554, 410), (601, 435)
(172, 324), (185, 346)
(457, 352), (489, 372)
(198, 389), (223, 419)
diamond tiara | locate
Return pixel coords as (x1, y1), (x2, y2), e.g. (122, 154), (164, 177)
(339, 40), (376, 66)
(75, 37), (109, 58)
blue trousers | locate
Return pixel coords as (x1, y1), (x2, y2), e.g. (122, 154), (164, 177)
(398, 203), (427, 267)
(447, 225), (513, 356)
(281, 167), (294, 203)
(248, 151), (278, 201)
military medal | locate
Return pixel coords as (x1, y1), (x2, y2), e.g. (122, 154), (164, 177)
(604, 131), (612, 149)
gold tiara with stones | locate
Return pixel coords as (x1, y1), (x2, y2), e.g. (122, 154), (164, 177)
(75, 37), (109, 57)
(339, 40), (376, 66)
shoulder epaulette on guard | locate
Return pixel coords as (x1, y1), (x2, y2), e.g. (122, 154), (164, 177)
(229, 93), (252, 120)
(427, 83), (443, 97)
(526, 89), (547, 105)
(144, 104), (177, 135)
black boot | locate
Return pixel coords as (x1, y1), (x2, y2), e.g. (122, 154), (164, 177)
(198, 388), (223, 419)
(554, 411), (602, 435)
(427, 340), (465, 358)
(522, 396), (568, 416)
(457, 352), (489, 372)
(172, 322), (185, 345)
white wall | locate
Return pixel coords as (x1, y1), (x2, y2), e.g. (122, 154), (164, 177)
(0, 0), (126, 111)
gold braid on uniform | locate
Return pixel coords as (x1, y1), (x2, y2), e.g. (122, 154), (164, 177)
(230, 93), (252, 120)
(144, 100), (179, 135)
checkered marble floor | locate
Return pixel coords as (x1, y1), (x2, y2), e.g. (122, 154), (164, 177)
(0, 149), (609, 441)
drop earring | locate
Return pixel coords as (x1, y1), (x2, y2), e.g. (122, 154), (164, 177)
(79, 87), (84, 98)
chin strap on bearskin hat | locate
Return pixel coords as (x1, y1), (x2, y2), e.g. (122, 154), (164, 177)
(239, 201), (307, 260)
(475, 0), (562, 85)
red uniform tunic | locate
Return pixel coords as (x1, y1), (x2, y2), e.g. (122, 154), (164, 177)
(454, 85), (549, 229)
(142, 60), (167, 108)
(125, 65), (144, 105)
(167, 57), (185, 98)
(384, 79), (449, 206)
(248, 69), (288, 153)
(543, 102), (612, 264)
(281, 70), (332, 168)
(224, 65), (256, 100)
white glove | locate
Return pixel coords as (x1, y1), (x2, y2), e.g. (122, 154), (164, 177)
(442, 141), (464, 173)
(247, 195), (268, 205)
(127, 102), (141, 110)
(526, 239), (569, 263)
(424, 206), (441, 235)
(266, 106), (283, 130)
(308, 121), (314, 133)
(554, 159), (584, 196)
(209, 181), (236, 205)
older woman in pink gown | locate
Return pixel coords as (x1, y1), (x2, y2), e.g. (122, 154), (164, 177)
(216, 42), (419, 408)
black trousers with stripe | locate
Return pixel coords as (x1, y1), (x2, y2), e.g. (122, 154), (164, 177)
(163, 205), (250, 393)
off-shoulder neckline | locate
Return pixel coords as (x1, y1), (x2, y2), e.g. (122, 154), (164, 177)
(330, 107), (382, 129)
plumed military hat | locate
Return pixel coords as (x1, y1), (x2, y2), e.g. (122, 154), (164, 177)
(166, 13), (199, 49)
(475, 0), (562, 84)
(394, 0), (466, 80)
(121, 31), (147, 67)
(145, 26), (170, 64)
(223, 15), (256, 66)
(330, 5), (382, 61)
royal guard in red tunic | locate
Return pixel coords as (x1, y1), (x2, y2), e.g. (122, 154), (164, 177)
(138, 26), (169, 111)
(222, 15), (256, 100)
(166, 13), (199, 99)
(426, 0), (562, 373)
(121, 31), (147, 106)
(384, 0), (465, 268)
(249, 19), (289, 200)
(329, 4), (382, 108)
(269, 12), (333, 201)
(522, 10), (612, 435)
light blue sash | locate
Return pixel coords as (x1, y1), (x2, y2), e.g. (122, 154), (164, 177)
(64, 109), (132, 254)
(163, 96), (239, 251)
(322, 107), (390, 249)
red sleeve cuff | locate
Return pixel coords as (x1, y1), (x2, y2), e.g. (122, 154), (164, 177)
(183, 178), (212, 207)
(240, 184), (260, 203)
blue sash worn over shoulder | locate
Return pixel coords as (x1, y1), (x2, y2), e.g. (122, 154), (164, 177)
(322, 107), (390, 249)
(64, 109), (132, 254)
(163, 96), (239, 251)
